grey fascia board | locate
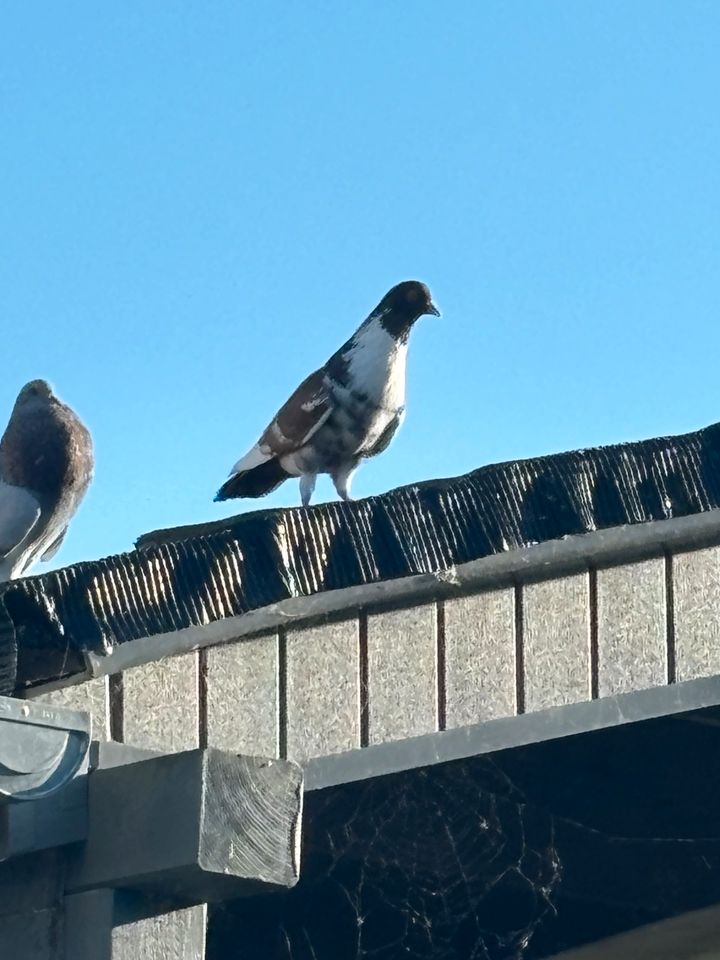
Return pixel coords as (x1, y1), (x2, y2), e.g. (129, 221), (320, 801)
(303, 674), (720, 791)
(543, 902), (720, 960)
(29, 508), (720, 694)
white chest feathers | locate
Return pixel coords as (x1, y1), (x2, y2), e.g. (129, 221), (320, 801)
(342, 321), (408, 411)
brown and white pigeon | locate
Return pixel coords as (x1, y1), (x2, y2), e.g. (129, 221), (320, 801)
(215, 280), (440, 507)
(0, 380), (94, 581)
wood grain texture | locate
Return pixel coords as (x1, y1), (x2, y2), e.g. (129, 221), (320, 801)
(523, 574), (591, 712)
(122, 652), (198, 752)
(33, 677), (109, 741)
(73, 750), (302, 903)
(285, 619), (360, 761)
(366, 604), (437, 744)
(199, 751), (302, 889)
(111, 906), (206, 960)
(444, 589), (516, 728)
(205, 635), (278, 758)
(596, 559), (667, 696)
(673, 546), (720, 681)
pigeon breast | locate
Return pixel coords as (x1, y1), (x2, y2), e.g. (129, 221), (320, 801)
(0, 391), (93, 580)
(328, 320), (408, 446)
(1, 402), (91, 500)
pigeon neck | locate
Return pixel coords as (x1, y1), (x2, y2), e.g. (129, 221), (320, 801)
(375, 307), (418, 343)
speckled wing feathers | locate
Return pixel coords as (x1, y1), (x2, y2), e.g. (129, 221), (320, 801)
(0, 481), (41, 558)
(230, 368), (333, 477)
(261, 368), (332, 455)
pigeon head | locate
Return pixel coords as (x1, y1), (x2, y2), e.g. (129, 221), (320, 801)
(374, 280), (440, 339)
(17, 380), (55, 405)
(383, 281), (440, 318)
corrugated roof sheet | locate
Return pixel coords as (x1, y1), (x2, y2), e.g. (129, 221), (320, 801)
(2, 420), (720, 693)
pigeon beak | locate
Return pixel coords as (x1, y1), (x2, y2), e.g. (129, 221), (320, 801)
(426, 301), (441, 317)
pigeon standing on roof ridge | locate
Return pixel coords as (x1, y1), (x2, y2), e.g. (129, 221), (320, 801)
(0, 380), (94, 581)
(215, 279), (440, 507)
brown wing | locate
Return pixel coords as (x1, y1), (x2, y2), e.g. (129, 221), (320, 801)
(260, 368), (333, 456)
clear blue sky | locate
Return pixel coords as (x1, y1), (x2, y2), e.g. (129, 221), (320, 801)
(2, 1), (720, 572)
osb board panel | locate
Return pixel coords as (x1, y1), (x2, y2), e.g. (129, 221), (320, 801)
(673, 546), (720, 681)
(366, 604), (437, 744)
(205, 635), (279, 758)
(122, 652), (199, 752)
(596, 559), (667, 697)
(444, 589), (516, 728)
(285, 619), (360, 762)
(33, 677), (110, 741)
(523, 574), (590, 711)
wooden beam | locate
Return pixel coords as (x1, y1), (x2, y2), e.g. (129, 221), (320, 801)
(67, 748), (302, 904)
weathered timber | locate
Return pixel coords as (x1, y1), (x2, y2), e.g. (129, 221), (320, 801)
(68, 749), (302, 903)
(111, 905), (206, 960)
(64, 890), (115, 960)
(0, 775), (87, 861)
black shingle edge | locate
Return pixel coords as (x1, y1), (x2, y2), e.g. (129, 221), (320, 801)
(2, 418), (720, 695)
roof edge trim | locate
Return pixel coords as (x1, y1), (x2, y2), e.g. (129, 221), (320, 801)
(25, 506), (720, 694)
(304, 672), (720, 790)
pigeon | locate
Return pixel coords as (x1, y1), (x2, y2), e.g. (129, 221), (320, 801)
(0, 380), (94, 581)
(215, 279), (440, 507)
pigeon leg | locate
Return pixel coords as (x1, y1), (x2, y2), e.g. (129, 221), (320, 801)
(332, 466), (356, 502)
(299, 473), (317, 507)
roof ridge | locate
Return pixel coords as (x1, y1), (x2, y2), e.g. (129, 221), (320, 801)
(2, 417), (720, 693)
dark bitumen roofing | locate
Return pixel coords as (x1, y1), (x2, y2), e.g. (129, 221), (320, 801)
(2, 418), (720, 695)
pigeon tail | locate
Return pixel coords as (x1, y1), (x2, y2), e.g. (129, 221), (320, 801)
(214, 458), (291, 502)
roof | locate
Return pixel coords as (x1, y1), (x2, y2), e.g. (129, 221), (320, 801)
(3, 417), (720, 694)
